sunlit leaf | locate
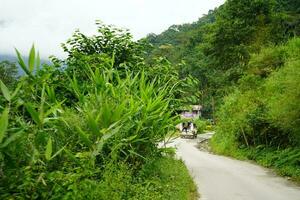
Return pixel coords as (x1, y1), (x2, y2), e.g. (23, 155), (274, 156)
(0, 80), (11, 101)
(39, 84), (46, 123)
(50, 145), (65, 160)
(11, 83), (22, 99)
(25, 103), (41, 125)
(28, 45), (35, 72)
(36, 52), (41, 71)
(75, 126), (92, 147)
(15, 48), (32, 77)
(45, 137), (52, 160)
(0, 108), (9, 143)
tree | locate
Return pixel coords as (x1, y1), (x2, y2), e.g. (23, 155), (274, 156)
(0, 60), (18, 88)
(61, 21), (145, 71)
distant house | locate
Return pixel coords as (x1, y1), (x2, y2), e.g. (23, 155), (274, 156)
(176, 105), (202, 137)
(180, 105), (202, 119)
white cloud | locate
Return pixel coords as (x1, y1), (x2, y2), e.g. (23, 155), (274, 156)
(0, 0), (225, 58)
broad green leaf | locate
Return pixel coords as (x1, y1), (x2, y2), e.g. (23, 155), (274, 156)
(45, 137), (52, 160)
(0, 108), (9, 143)
(28, 45), (35, 72)
(25, 103), (41, 125)
(15, 48), (32, 77)
(0, 80), (11, 101)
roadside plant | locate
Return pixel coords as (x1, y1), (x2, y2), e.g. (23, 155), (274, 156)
(0, 23), (189, 198)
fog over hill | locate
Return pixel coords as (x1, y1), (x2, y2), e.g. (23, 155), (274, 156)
(0, 54), (17, 62)
(0, 53), (50, 75)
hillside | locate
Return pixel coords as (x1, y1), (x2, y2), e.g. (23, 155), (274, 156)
(145, 0), (300, 117)
(1, 0), (300, 199)
(145, 0), (300, 181)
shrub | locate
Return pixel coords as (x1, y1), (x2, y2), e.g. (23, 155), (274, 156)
(193, 119), (207, 134)
(211, 37), (300, 179)
(0, 23), (198, 199)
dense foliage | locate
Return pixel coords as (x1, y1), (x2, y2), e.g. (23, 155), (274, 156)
(145, 0), (300, 118)
(210, 39), (300, 180)
(212, 38), (300, 149)
(145, 0), (300, 180)
(1, 0), (300, 197)
(0, 24), (197, 199)
(0, 60), (18, 88)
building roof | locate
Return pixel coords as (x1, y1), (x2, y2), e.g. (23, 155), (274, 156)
(192, 105), (202, 111)
(178, 105), (202, 111)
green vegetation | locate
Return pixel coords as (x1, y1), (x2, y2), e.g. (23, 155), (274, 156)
(0, 23), (197, 199)
(0, 60), (18, 88)
(145, 0), (300, 118)
(1, 0), (300, 198)
(193, 119), (207, 134)
(132, 157), (198, 200)
(211, 38), (300, 181)
(145, 0), (300, 181)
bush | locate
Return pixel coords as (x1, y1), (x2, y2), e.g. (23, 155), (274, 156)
(193, 119), (207, 134)
(132, 157), (198, 200)
(237, 147), (300, 182)
(0, 23), (198, 199)
(211, 38), (300, 180)
(264, 54), (300, 145)
(212, 38), (300, 151)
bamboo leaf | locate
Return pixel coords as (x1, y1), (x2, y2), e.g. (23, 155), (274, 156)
(28, 45), (35, 72)
(36, 52), (41, 71)
(25, 103), (41, 125)
(11, 83), (22, 99)
(15, 48), (32, 77)
(46, 86), (56, 103)
(128, 150), (146, 160)
(44, 102), (63, 118)
(0, 108), (9, 143)
(39, 84), (46, 124)
(63, 148), (79, 163)
(75, 126), (92, 147)
(93, 123), (121, 156)
(45, 137), (52, 160)
(0, 80), (11, 101)
(50, 145), (65, 160)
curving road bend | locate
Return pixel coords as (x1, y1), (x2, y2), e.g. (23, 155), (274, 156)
(170, 135), (300, 200)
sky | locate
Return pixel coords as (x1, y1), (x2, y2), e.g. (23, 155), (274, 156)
(0, 0), (225, 58)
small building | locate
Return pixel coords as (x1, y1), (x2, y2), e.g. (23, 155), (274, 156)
(176, 105), (202, 138)
(180, 105), (202, 119)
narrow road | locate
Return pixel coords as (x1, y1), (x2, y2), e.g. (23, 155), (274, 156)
(171, 134), (300, 200)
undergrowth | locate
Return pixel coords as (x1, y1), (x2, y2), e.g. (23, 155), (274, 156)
(211, 144), (300, 182)
(211, 38), (300, 183)
(0, 22), (198, 199)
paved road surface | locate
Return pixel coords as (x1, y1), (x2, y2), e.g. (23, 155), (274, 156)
(170, 135), (300, 200)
